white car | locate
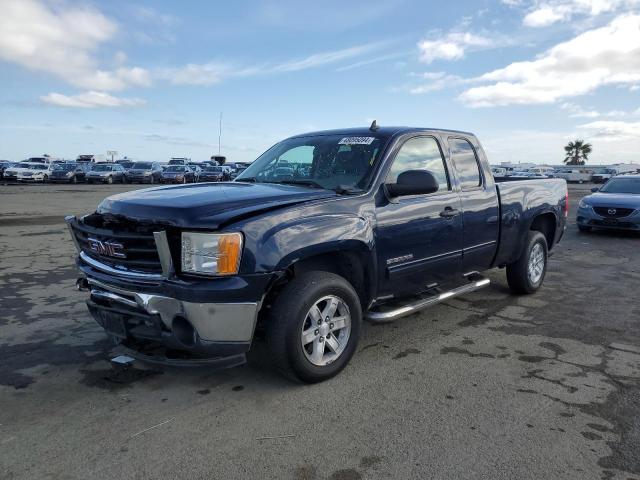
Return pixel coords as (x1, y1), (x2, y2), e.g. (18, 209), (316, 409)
(17, 163), (53, 182)
(4, 163), (34, 181)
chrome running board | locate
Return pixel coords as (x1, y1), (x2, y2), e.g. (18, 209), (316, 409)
(365, 276), (490, 323)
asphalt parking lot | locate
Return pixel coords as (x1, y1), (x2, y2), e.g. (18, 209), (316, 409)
(1, 182), (639, 480)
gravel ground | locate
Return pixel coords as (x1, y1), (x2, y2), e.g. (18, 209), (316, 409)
(0, 182), (639, 480)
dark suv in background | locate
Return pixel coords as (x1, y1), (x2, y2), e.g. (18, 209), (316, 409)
(125, 162), (163, 184)
(49, 162), (89, 183)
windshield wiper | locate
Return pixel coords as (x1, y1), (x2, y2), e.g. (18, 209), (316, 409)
(332, 185), (364, 195)
(276, 179), (326, 189)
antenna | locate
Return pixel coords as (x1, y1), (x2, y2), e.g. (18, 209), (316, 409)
(369, 119), (379, 132)
(218, 112), (223, 155)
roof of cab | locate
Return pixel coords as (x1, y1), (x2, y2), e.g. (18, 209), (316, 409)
(288, 126), (475, 139)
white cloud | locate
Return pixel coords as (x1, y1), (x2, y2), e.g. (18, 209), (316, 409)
(271, 43), (385, 72)
(418, 32), (493, 63)
(459, 14), (640, 107)
(524, 6), (567, 27)
(561, 102), (629, 117)
(578, 120), (640, 138)
(41, 91), (145, 108)
(160, 63), (234, 86)
(406, 72), (468, 94)
(163, 42), (386, 85)
(130, 5), (178, 27)
(0, 0), (149, 91)
(522, 0), (640, 27)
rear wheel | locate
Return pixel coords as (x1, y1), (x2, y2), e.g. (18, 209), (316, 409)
(506, 231), (548, 294)
(267, 271), (362, 383)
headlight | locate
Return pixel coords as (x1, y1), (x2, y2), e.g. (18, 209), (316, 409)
(578, 199), (591, 209)
(181, 232), (242, 276)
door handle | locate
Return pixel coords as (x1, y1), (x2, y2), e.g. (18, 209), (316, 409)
(439, 207), (459, 218)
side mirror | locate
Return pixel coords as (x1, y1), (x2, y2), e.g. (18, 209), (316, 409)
(386, 170), (439, 197)
(591, 187), (599, 192)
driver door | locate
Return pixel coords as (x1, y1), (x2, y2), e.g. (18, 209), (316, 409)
(375, 135), (463, 298)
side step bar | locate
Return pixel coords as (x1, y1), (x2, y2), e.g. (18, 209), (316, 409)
(365, 276), (490, 323)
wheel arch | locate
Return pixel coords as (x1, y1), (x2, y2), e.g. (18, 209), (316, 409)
(529, 211), (557, 251)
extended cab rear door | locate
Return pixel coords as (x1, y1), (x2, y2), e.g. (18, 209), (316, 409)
(445, 136), (499, 274)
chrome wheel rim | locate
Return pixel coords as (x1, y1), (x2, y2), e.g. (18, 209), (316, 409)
(528, 243), (545, 285)
(301, 295), (351, 366)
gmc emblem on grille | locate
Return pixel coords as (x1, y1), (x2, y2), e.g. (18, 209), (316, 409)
(608, 208), (617, 215)
(88, 238), (126, 258)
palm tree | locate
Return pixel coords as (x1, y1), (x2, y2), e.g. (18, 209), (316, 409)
(564, 140), (592, 165)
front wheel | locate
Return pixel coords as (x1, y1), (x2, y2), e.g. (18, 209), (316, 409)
(107, 175), (113, 184)
(267, 271), (362, 383)
(506, 231), (548, 294)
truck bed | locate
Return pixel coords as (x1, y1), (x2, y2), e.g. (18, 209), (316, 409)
(493, 178), (568, 267)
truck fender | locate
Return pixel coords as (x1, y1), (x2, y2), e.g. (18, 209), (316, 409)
(255, 214), (376, 273)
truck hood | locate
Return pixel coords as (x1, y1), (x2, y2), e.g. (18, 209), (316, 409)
(96, 182), (338, 229)
(585, 192), (640, 208)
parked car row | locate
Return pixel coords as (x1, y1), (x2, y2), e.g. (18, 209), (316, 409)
(1, 159), (250, 184)
(491, 164), (640, 183)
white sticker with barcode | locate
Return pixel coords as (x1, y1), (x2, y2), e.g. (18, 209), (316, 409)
(338, 136), (375, 145)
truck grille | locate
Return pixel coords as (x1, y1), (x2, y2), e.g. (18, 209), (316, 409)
(70, 214), (163, 273)
(593, 207), (635, 218)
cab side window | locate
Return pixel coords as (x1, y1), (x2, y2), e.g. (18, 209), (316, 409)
(387, 136), (450, 192)
(449, 138), (482, 190)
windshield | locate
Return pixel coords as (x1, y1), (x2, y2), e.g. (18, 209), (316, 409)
(55, 164), (76, 171)
(132, 162), (152, 169)
(599, 178), (640, 194)
(236, 134), (385, 192)
(92, 164), (113, 172)
(165, 166), (186, 172)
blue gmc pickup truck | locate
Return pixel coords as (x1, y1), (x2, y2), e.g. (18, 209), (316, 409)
(67, 126), (568, 382)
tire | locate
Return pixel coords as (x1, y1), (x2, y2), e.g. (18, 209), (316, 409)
(71, 175), (77, 184)
(150, 176), (154, 184)
(107, 175), (113, 184)
(267, 271), (362, 383)
(43, 175), (48, 183)
(506, 231), (548, 295)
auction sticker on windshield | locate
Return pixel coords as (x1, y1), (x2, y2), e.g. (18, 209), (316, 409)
(338, 137), (376, 145)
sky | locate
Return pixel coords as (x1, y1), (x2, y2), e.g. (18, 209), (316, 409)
(1, 0), (640, 165)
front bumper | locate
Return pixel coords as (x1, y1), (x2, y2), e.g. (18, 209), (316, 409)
(18, 177), (45, 182)
(577, 207), (640, 230)
(127, 175), (153, 183)
(85, 276), (261, 356)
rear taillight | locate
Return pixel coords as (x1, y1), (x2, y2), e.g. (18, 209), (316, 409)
(564, 190), (569, 217)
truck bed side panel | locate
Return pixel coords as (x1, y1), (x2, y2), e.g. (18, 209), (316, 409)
(493, 178), (567, 267)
